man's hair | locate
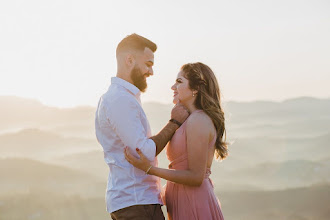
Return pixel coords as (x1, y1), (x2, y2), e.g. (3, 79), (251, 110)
(116, 33), (157, 57)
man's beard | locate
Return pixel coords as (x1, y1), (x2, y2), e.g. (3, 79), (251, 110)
(131, 66), (148, 92)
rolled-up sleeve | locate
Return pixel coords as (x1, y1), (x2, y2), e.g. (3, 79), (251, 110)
(105, 96), (156, 161)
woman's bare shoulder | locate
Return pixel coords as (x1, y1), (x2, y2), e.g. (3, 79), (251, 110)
(186, 110), (214, 132)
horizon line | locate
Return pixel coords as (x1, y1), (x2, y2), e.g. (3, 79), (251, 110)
(0, 95), (329, 109)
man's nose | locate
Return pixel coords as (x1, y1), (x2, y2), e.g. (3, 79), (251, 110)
(148, 68), (154, 76)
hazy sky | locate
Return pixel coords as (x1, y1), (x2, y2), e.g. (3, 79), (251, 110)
(1, 0), (329, 107)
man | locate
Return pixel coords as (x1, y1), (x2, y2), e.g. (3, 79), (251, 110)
(95, 33), (189, 220)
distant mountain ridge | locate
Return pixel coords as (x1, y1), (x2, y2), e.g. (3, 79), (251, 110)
(1, 95), (329, 114)
(1, 95), (330, 193)
(0, 158), (104, 196)
(0, 96), (95, 132)
(2, 95), (330, 139)
(1, 95), (327, 137)
(0, 128), (98, 158)
(1, 96), (330, 220)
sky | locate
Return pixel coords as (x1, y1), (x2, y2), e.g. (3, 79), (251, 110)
(1, 0), (329, 107)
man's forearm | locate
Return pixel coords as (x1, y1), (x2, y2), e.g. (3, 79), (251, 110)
(150, 122), (179, 156)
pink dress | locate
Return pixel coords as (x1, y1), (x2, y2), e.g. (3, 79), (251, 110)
(164, 110), (224, 220)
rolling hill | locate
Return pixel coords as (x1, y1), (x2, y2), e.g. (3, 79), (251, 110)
(0, 128), (98, 159)
(0, 158), (105, 197)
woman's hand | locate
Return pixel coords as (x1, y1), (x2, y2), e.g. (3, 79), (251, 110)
(124, 147), (152, 173)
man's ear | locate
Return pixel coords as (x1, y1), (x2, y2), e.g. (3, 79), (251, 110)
(125, 53), (136, 68)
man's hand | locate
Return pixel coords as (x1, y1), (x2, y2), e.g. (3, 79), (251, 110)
(151, 102), (190, 156)
(171, 103), (190, 125)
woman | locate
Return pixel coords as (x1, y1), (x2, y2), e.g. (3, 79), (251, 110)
(125, 62), (227, 220)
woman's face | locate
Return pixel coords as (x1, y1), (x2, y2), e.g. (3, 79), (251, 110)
(171, 70), (196, 105)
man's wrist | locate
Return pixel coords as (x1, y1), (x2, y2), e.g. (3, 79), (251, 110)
(169, 119), (182, 126)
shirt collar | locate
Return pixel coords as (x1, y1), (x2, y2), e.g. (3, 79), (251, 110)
(111, 77), (141, 98)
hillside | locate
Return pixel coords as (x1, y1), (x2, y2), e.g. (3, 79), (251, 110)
(220, 184), (330, 220)
(0, 128), (98, 158)
(0, 184), (329, 220)
(0, 158), (105, 197)
(1, 96), (330, 219)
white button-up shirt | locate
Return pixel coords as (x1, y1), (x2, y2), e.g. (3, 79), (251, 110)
(95, 77), (162, 213)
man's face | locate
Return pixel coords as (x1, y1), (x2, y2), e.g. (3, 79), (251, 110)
(130, 47), (154, 92)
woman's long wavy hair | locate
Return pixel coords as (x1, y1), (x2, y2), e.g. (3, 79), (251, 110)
(181, 62), (228, 160)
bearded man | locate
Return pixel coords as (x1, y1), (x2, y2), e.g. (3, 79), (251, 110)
(95, 34), (189, 220)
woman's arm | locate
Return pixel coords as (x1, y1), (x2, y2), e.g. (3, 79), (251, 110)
(125, 112), (214, 187)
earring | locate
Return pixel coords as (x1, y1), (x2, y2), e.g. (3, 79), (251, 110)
(192, 93), (196, 97)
